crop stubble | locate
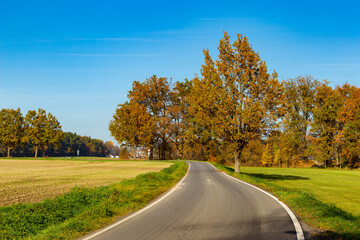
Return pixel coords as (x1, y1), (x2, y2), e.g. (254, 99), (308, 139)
(0, 159), (171, 206)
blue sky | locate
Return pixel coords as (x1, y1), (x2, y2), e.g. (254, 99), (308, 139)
(1, 0), (359, 143)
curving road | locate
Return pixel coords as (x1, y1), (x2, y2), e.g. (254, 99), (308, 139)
(84, 161), (303, 240)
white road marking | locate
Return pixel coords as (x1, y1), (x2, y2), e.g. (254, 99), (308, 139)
(81, 162), (191, 240)
(207, 163), (305, 240)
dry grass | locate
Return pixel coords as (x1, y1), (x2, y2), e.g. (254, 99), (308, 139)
(0, 159), (171, 206)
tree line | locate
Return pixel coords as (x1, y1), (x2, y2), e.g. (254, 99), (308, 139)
(0, 108), (123, 158)
(109, 32), (360, 170)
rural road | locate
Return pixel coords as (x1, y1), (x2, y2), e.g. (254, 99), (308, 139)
(85, 161), (303, 240)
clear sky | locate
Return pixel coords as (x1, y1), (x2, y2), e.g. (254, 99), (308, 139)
(1, 0), (359, 143)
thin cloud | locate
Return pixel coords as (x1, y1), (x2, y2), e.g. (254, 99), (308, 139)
(278, 63), (360, 67)
(309, 63), (360, 66)
(66, 37), (153, 42)
(28, 68), (125, 72)
(3, 37), (153, 45)
(198, 17), (260, 21)
(35, 53), (157, 57)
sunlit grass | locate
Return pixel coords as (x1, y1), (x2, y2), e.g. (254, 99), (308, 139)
(0, 159), (171, 206)
(212, 163), (360, 239)
(239, 167), (360, 216)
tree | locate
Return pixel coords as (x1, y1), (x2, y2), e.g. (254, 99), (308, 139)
(24, 108), (63, 157)
(273, 144), (280, 167)
(338, 88), (360, 167)
(60, 132), (84, 156)
(109, 101), (155, 158)
(309, 82), (343, 166)
(168, 80), (192, 159)
(261, 144), (273, 167)
(128, 75), (173, 159)
(105, 141), (120, 156)
(190, 32), (283, 172)
(0, 108), (24, 157)
(281, 76), (320, 165)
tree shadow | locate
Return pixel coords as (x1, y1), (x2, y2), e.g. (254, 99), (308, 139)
(223, 166), (309, 181)
(311, 230), (360, 240)
(242, 172), (310, 181)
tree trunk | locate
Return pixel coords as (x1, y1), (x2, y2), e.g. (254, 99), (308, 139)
(339, 151), (342, 169)
(35, 146), (38, 158)
(132, 146), (136, 159)
(158, 145), (161, 160)
(149, 147), (154, 160)
(7, 147), (10, 158)
(234, 151), (241, 173)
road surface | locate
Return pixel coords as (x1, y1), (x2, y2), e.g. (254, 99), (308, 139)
(85, 161), (302, 240)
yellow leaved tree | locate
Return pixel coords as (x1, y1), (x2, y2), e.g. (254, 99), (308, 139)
(109, 101), (155, 159)
(190, 32), (283, 172)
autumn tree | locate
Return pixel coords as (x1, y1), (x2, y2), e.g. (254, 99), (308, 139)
(128, 75), (173, 159)
(168, 80), (192, 158)
(338, 87), (360, 167)
(0, 108), (24, 157)
(308, 82), (344, 166)
(109, 101), (155, 158)
(105, 141), (120, 156)
(190, 32), (283, 172)
(273, 144), (280, 167)
(24, 108), (63, 157)
(281, 76), (320, 165)
(261, 144), (273, 167)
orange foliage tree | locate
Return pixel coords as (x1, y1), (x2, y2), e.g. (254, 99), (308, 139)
(109, 101), (155, 159)
(338, 88), (360, 167)
(189, 32), (283, 172)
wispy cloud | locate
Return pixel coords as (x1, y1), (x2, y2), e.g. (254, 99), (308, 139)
(2, 37), (153, 45)
(329, 57), (360, 61)
(66, 37), (152, 42)
(308, 63), (360, 66)
(278, 63), (360, 67)
(34, 53), (157, 57)
(26, 68), (125, 72)
(198, 17), (260, 22)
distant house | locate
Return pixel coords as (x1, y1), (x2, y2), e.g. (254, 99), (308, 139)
(129, 147), (148, 159)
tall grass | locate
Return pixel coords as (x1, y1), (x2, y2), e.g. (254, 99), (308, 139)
(211, 163), (360, 240)
(0, 161), (187, 240)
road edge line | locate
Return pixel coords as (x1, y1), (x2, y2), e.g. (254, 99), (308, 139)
(81, 161), (191, 240)
(207, 162), (305, 240)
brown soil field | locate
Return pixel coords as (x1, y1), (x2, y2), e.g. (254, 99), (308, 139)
(0, 159), (171, 206)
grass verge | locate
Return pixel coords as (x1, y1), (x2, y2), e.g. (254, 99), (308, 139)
(0, 161), (187, 240)
(211, 162), (360, 240)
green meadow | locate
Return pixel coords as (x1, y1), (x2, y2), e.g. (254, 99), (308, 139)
(239, 167), (360, 216)
(212, 163), (360, 240)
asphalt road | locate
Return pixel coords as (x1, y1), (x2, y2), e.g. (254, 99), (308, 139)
(86, 161), (302, 240)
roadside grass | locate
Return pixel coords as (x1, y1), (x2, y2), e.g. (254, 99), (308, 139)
(0, 159), (172, 206)
(0, 161), (187, 240)
(211, 163), (360, 240)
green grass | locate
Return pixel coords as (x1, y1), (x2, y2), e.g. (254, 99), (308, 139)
(211, 163), (360, 240)
(0, 161), (187, 240)
(238, 167), (360, 216)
